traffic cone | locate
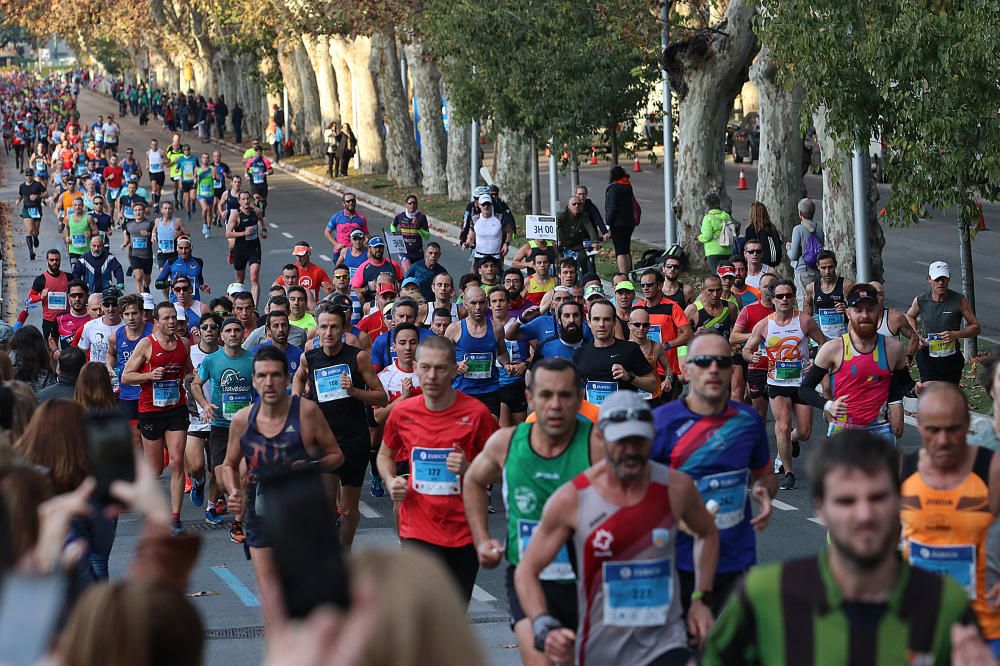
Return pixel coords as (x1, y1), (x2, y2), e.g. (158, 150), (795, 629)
(590, 147), (598, 165)
(737, 168), (747, 190)
(977, 201), (988, 231)
(633, 156), (641, 172)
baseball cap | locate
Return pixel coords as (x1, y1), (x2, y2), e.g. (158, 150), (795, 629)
(553, 285), (572, 294)
(369, 236), (386, 248)
(174, 303), (187, 321)
(598, 391), (655, 442)
(584, 285), (605, 301)
(401, 277), (420, 289)
(141, 293), (155, 310)
(377, 283), (398, 296)
(717, 265), (737, 278)
(101, 287), (122, 304)
(227, 282), (246, 297)
(615, 280), (636, 292)
(581, 272), (600, 286)
(328, 294), (352, 310)
(929, 261), (950, 280)
(350, 229), (365, 240)
(220, 316), (243, 331)
(846, 284), (878, 308)
(478, 194), (492, 205)
(291, 244), (311, 256)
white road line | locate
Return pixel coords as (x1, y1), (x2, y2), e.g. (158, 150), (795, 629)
(771, 499), (798, 511)
(913, 260), (930, 266)
(472, 585), (498, 602)
(985, 277), (1000, 282)
(358, 501), (380, 518)
(269, 222), (279, 228)
(808, 517), (825, 526)
(281, 231), (294, 239)
(319, 254), (332, 262)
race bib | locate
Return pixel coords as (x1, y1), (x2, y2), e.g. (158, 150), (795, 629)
(198, 181), (212, 197)
(464, 352), (494, 380)
(828, 420), (896, 445)
(410, 446), (460, 495)
(223, 392), (251, 420)
(698, 470), (749, 530)
(27, 207), (41, 218)
(909, 540), (976, 599)
(152, 379), (180, 407)
(123, 205), (134, 219)
(647, 324), (662, 343)
(245, 225), (258, 241)
(518, 519), (574, 581)
(586, 381), (618, 405)
(35, 158), (46, 172)
(131, 236), (148, 249)
(314, 364), (350, 402)
(926, 333), (956, 358)
(149, 159), (163, 173)
(47, 291), (66, 310)
(637, 389), (653, 400)
(603, 558), (672, 627)
(157, 238), (175, 254)
(816, 308), (846, 338)
(71, 234), (86, 248)
(506, 340), (523, 364)
(182, 165), (195, 179)
(252, 168), (264, 184)
(774, 360), (802, 382)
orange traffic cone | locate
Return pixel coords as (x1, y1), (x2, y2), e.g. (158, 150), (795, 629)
(633, 156), (641, 173)
(737, 168), (747, 190)
(977, 201), (988, 231)
(590, 147), (598, 165)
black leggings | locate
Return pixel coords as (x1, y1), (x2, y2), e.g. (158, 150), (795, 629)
(402, 540), (479, 606)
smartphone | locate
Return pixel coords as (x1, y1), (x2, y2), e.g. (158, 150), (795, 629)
(0, 574), (68, 666)
(87, 413), (135, 506)
(258, 467), (350, 617)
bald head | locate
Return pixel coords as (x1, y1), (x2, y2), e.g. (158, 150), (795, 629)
(916, 381), (970, 470)
(916, 381), (969, 418)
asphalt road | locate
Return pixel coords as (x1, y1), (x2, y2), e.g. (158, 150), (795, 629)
(0, 90), (929, 664)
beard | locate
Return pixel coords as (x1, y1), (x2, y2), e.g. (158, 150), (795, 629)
(560, 323), (583, 344)
(853, 321), (877, 337)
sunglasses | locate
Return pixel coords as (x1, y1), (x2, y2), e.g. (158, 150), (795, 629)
(601, 408), (653, 424)
(745, 249), (761, 255)
(687, 354), (735, 369)
(640, 282), (658, 288)
(213, 310), (230, 316)
(630, 321), (650, 328)
(405, 199), (417, 205)
(773, 293), (794, 300)
(173, 286), (191, 292)
(664, 264), (681, 270)
(344, 199), (356, 204)
(69, 292), (86, 298)
(200, 324), (219, 331)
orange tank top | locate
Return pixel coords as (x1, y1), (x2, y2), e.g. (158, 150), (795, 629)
(900, 447), (998, 639)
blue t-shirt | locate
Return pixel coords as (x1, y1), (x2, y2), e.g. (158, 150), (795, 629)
(651, 399), (770, 574)
(197, 348), (257, 428)
(371, 327), (433, 371)
(520, 315), (592, 361)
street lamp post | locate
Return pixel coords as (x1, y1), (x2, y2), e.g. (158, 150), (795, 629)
(851, 143), (869, 282)
(661, 3), (677, 248)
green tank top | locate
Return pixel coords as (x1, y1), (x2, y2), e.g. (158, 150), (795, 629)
(502, 420), (592, 577)
(196, 167), (214, 197)
(67, 214), (90, 254)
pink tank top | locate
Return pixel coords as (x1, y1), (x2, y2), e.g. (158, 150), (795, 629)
(830, 333), (891, 426)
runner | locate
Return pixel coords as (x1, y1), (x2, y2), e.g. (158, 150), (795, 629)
(286, 286), (316, 334)
(901, 383), (1000, 658)
(336, 229), (368, 280)
(444, 286), (512, 419)
(293, 302), (387, 550)
(377, 334), (499, 603)
(195, 152), (215, 238)
(800, 284), (912, 443)
(391, 193), (430, 273)
(742, 238), (775, 289)
(63, 195), (97, 270)
(17, 168), (46, 260)
(115, 178), (147, 230)
(170, 275), (210, 329)
(56, 279), (91, 349)
(370, 297), (433, 372)
(515, 391), (719, 666)
(324, 192), (369, 254)
(636, 269), (693, 397)
(653, 331), (776, 616)
(661, 256), (695, 309)
(743, 279), (825, 489)
(219, 345), (344, 631)
(183, 312), (222, 523)
(121, 301), (194, 533)
(627, 307), (674, 404)
(329, 265), (363, 326)
(701, 430), (988, 664)
(107, 293), (154, 450)
(728, 255), (760, 307)
(463, 357), (603, 665)
(151, 199), (189, 269)
(217, 173), (242, 233)
(575, 299), (658, 405)
(176, 144), (198, 219)
(803, 250), (854, 340)
(686, 274), (741, 399)
(289, 242), (333, 303)
(731, 273), (778, 419)
(154, 235), (209, 301)
(225, 190), (268, 305)
(244, 144), (273, 214)
(122, 200), (154, 293)
(26, 248), (72, 347)
(88, 194), (113, 245)
(251, 310), (304, 386)
(209, 150), (231, 227)
(489, 288), (530, 426)
(870, 281), (919, 353)
(524, 251), (556, 306)
(349, 236), (403, 303)
(146, 138), (165, 205)
(77, 287), (122, 364)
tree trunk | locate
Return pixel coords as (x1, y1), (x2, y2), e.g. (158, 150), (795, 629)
(330, 40), (352, 125)
(276, 41), (305, 153)
(444, 80), (470, 201)
(609, 122), (620, 166)
(331, 35), (387, 174)
(303, 34), (340, 128)
(372, 31), (420, 187)
(959, 208), (978, 357)
(405, 40), (448, 195)
(750, 45), (804, 275)
(292, 39), (324, 157)
(495, 129), (533, 215)
(665, 0), (759, 267)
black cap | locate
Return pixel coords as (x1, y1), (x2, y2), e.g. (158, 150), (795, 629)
(846, 284), (878, 308)
(101, 287), (122, 303)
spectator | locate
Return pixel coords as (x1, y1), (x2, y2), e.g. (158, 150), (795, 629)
(3, 381), (38, 446)
(231, 102), (244, 144)
(74, 362), (118, 413)
(338, 123), (357, 176)
(10, 326), (57, 393)
(787, 197), (824, 308)
(0, 351), (13, 382)
(37, 346), (86, 402)
(13, 400), (90, 495)
(214, 95), (228, 139)
(324, 121), (340, 177)
(742, 201), (784, 268)
(604, 164), (638, 273)
(698, 190), (736, 271)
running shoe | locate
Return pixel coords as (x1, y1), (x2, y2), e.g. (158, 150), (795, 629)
(205, 507), (224, 525)
(184, 475), (192, 493)
(190, 478), (204, 507)
(202, 223), (210, 238)
(774, 456), (784, 475)
(229, 521), (245, 544)
(780, 473), (796, 490)
(370, 476), (385, 498)
(171, 518), (184, 536)
(215, 496), (227, 516)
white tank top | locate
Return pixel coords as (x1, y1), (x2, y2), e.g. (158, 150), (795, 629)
(877, 308), (898, 339)
(764, 311), (809, 387)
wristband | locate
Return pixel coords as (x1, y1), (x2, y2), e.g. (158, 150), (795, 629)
(532, 613), (563, 652)
(691, 589), (714, 607)
(823, 400), (834, 413)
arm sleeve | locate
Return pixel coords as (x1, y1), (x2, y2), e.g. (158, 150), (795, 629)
(798, 364), (829, 408)
(30, 275), (46, 295)
(888, 367), (915, 403)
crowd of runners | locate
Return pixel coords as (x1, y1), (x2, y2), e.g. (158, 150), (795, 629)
(1, 69), (998, 665)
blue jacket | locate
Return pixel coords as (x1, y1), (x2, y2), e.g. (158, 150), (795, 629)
(72, 250), (124, 293)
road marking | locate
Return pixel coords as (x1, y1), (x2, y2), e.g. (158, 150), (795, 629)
(913, 260), (930, 266)
(319, 254), (332, 262)
(281, 232), (293, 239)
(211, 566), (261, 607)
(472, 585), (497, 602)
(359, 501), (380, 518)
(985, 277), (1000, 283)
(269, 222), (279, 228)
(808, 517), (825, 526)
(772, 499), (798, 511)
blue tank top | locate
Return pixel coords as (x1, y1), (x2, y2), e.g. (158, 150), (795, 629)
(115, 322), (153, 400)
(156, 217), (177, 255)
(122, 160), (139, 179)
(342, 249), (367, 273)
(239, 396), (311, 484)
(499, 338), (529, 387)
(454, 318), (499, 395)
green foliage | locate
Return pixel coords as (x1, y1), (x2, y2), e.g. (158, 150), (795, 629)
(422, 0), (660, 143)
(84, 37), (130, 75)
(758, 0), (1000, 225)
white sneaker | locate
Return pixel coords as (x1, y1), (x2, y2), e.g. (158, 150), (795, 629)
(202, 223), (210, 238)
(774, 455), (784, 475)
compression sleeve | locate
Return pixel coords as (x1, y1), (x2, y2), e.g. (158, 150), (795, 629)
(798, 364), (830, 409)
(889, 367), (915, 403)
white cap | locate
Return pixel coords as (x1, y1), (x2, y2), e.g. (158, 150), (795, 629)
(929, 261), (950, 280)
(141, 293), (155, 310)
(227, 282), (246, 297)
(174, 303), (187, 320)
(478, 193), (492, 205)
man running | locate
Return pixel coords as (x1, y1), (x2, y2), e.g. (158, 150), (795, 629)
(146, 138), (166, 205)
(151, 200), (189, 269)
(56, 280), (91, 349)
(575, 300), (658, 405)
(289, 242), (333, 303)
(349, 236), (403, 303)
(742, 238), (775, 290)
(731, 273), (777, 419)
(252, 310), (304, 386)
(244, 145), (273, 214)
(445, 286), (512, 419)
(26, 249), (72, 347)
(220, 345), (344, 632)
(653, 331), (776, 615)
(325, 192), (369, 254)
(64, 195), (97, 271)
(871, 281), (919, 356)
(377, 335), (499, 604)
(107, 294), (154, 447)
(515, 391), (719, 666)
(122, 200), (154, 293)
(464, 357), (603, 665)
(17, 168), (46, 260)
(336, 229), (370, 281)
(294, 303), (387, 550)
(804, 250), (854, 341)
(225, 190), (268, 305)
(154, 235), (209, 300)
(184, 312), (222, 523)
(391, 193), (430, 273)
(743, 279), (825, 489)
(122, 301), (193, 532)
(636, 269), (693, 396)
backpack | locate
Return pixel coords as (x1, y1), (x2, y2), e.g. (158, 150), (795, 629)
(802, 229), (824, 268)
(717, 213), (737, 248)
